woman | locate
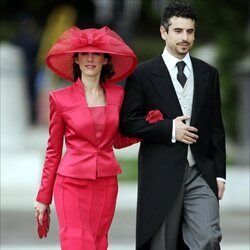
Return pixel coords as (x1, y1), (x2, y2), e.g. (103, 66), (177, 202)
(34, 26), (139, 250)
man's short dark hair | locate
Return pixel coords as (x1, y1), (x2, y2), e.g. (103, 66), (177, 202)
(161, 2), (197, 30)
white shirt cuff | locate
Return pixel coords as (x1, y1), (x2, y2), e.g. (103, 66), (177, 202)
(216, 177), (226, 183)
(171, 120), (176, 143)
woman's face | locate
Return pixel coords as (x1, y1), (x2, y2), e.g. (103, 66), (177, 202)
(75, 52), (107, 78)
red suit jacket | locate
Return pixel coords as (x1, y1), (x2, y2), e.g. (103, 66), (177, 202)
(37, 79), (138, 204)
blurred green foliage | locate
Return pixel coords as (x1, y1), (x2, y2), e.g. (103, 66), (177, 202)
(117, 158), (138, 182)
(190, 0), (249, 138)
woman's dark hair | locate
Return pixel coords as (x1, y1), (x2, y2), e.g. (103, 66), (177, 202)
(72, 53), (115, 83)
(73, 53), (81, 82)
(161, 2), (197, 32)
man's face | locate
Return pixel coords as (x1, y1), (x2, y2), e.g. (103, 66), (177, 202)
(160, 16), (195, 59)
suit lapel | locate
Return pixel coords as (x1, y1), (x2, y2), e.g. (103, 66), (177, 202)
(190, 57), (209, 125)
(150, 56), (209, 124)
(150, 56), (183, 117)
(98, 83), (111, 143)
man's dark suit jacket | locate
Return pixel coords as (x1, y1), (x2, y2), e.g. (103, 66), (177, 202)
(120, 55), (226, 250)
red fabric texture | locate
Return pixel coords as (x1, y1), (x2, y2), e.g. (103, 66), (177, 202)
(54, 174), (118, 250)
(45, 26), (137, 83)
(89, 106), (106, 145)
(145, 110), (164, 124)
(113, 133), (142, 148)
(89, 104), (141, 149)
(36, 79), (140, 205)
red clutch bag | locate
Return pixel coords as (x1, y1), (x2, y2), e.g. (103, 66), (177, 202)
(37, 210), (50, 239)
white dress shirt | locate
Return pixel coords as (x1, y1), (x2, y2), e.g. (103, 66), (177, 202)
(161, 48), (225, 183)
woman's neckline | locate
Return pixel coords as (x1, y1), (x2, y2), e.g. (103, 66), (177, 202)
(88, 105), (106, 108)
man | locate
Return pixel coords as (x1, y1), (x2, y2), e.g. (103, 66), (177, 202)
(120, 2), (226, 250)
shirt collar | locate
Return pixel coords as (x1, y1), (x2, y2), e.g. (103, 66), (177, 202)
(161, 48), (192, 71)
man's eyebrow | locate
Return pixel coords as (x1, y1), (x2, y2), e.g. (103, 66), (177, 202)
(173, 28), (195, 31)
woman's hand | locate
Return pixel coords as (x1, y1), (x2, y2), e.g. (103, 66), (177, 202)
(34, 201), (50, 225)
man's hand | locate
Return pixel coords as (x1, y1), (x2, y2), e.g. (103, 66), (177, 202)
(174, 115), (198, 144)
(217, 180), (225, 200)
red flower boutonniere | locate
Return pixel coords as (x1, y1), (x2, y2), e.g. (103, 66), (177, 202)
(145, 110), (164, 124)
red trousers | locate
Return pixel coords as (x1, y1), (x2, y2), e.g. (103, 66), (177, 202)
(54, 174), (118, 250)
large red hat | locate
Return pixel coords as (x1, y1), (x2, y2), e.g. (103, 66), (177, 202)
(45, 26), (138, 83)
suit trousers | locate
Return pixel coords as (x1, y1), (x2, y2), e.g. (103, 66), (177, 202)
(150, 164), (222, 250)
(54, 174), (118, 250)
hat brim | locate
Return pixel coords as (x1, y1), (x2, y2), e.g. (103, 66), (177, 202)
(46, 47), (137, 83)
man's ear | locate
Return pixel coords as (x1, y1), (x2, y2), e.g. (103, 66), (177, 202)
(160, 26), (167, 40)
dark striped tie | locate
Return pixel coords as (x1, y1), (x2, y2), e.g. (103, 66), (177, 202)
(176, 61), (187, 87)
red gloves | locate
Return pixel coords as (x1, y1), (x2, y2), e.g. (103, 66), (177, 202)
(37, 210), (50, 239)
(114, 136), (142, 148)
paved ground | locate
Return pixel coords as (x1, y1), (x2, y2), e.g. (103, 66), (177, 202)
(1, 206), (250, 250)
(1, 177), (250, 250)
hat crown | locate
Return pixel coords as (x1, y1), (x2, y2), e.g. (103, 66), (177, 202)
(87, 38), (93, 45)
(70, 30), (106, 50)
